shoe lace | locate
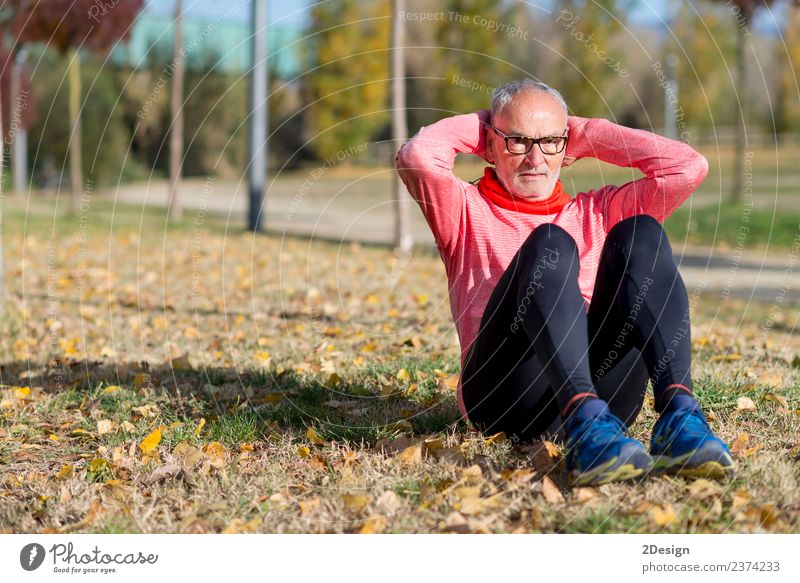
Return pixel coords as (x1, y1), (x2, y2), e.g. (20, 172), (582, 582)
(663, 407), (709, 439)
(568, 412), (626, 447)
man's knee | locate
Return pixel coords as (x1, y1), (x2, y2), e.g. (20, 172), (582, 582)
(518, 223), (577, 281)
(607, 214), (671, 256)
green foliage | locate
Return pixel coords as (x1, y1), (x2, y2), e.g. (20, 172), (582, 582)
(555, 0), (629, 117)
(434, 0), (516, 115)
(27, 49), (140, 186)
(305, 0), (391, 160)
(670, 2), (737, 128)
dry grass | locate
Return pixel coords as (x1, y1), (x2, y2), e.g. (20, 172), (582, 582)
(1, 200), (799, 533)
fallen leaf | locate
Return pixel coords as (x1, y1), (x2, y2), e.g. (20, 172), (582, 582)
(297, 446), (311, 459)
(103, 385), (122, 395)
(763, 393), (788, 408)
(141, 463), (181, 485)
(737, 396), (757, 412)
(194, 418), (206, 438)
(342, 494), (371, 513)
(359, 515), (387, 534)
(298, 497), (321, 515)
(97, 420), (114, 435)
(542, 476), (565, 504)
(650, 504), (677, 527)
(171, 353), (192, 371)
(55, 465), (74, 481)
(139, 429), (161, 454)
(688, 478), (721, 500)
(306, 426), (327, 445)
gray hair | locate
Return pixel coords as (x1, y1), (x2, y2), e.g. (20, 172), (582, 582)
(491, 79), (568, 120)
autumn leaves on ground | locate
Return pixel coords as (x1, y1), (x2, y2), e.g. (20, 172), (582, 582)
(1, 200), (799, 534)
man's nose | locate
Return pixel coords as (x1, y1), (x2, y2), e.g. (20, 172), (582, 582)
(524, 145), (546, 167)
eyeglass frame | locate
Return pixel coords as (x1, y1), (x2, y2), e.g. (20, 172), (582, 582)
(489, 125), (569, 156)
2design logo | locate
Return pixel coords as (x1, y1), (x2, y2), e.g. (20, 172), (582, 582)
(20, 543), (46, 571)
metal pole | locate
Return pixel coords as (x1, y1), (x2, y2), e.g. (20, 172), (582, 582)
(392, 0), (412, 252)
(248, 0), (268, 232)
(12, 50), (30, 197)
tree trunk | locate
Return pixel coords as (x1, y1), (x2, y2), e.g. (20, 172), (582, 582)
(169, 0), (185, 221)
(730, 24), (747, 204)
(392, 0), (412, 253)
(68, 47), (83, 215)
(0, 71), (4, 306)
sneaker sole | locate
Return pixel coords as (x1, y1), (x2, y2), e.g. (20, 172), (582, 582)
(651, 442), (735, 479)
(571, 448), (653, 486)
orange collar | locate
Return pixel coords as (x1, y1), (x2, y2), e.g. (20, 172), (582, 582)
(477, 167), (570, 214)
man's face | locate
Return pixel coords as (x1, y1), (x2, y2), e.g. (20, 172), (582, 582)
(485, 91), (568, 200)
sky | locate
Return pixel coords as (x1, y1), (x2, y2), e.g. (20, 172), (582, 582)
(143, 0), (785, 35)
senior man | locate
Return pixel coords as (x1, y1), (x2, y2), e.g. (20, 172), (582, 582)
(395, 79), (733, 486)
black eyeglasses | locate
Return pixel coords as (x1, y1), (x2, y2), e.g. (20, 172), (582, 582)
(490, 126), (568, 156)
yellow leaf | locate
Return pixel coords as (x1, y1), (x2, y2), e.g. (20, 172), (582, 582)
(14, 386), (31, 399)
(103, 385), (122, 395)
(139, 429), (162, 454)
(203, 442), (225, 461)
(254, 350), (271, 363)
(764, 393), (788, 408)
(737, 396), (757, 412)
(48, 434), (61, 443)
(650, 504), (677, 527)
(171, 353), (192, 371)
(297, 446), (311, 459)
(89, 459), (107, 473)
(194, 418), (206, 438)
(688, 478), (721, 500)
(484, 432), (507, 445)
(298, 497), (321, 514)
(397, 442), (424, 465)
(366, 294), (379, 305)
(359, 515), (387, 534)
(306, 426), (327, 445)
(342, 494), (371, 513)
(396, 368), (411, 381)
(709, 353), (742, 362)
(55, 465), (74, 481)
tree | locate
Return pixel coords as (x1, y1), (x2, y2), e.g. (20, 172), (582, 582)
(775, 1), (800, 138)
(433, 0), (514, 116)
(305, 0), (391, 160)
(169, 0), (186, 220)
(12, 0), (144, 213)
(392, 0), (411, 253)
(555, 0), (630, 118)
(714, 0), (796, 202)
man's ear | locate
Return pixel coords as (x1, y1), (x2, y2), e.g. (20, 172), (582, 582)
(484, 128), (495, 164)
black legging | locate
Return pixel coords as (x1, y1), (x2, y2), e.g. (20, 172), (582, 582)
(461, 214), (693, 442)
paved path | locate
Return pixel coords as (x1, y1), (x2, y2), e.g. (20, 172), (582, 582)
(112, 178), (800, 307)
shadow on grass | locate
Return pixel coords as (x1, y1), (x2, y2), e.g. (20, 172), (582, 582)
(0, 356), (467, 450)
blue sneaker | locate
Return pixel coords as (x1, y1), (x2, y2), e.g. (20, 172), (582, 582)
(564, 400), (653, 486)
(650, 403), (735, 479)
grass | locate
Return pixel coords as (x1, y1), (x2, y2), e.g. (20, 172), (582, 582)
(0, 198), (799, 534)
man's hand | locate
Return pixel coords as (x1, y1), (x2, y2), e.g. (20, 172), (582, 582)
(561, 115), (582, 168)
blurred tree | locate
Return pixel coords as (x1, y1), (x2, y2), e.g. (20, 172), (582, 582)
(305, 0), (391, 160)
(670, 2), (736, 129)
(169, 0), (185, 220)
(775, 1), (800, 138)
(713, 0), (793, 202)
(12, 0), (144, 213)
(555, 0), (630, 118)
(434, 0), (514, 116)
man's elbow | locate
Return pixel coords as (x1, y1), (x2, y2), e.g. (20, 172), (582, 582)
(686, 151), (709, 191)
(395, 139), (425, 175)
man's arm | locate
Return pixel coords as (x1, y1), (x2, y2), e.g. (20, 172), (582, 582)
(395, 110), (490, 256)
(564, 116), (709, 231)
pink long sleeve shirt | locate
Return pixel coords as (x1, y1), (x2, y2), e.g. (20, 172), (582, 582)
(395, 111), (709, 419)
